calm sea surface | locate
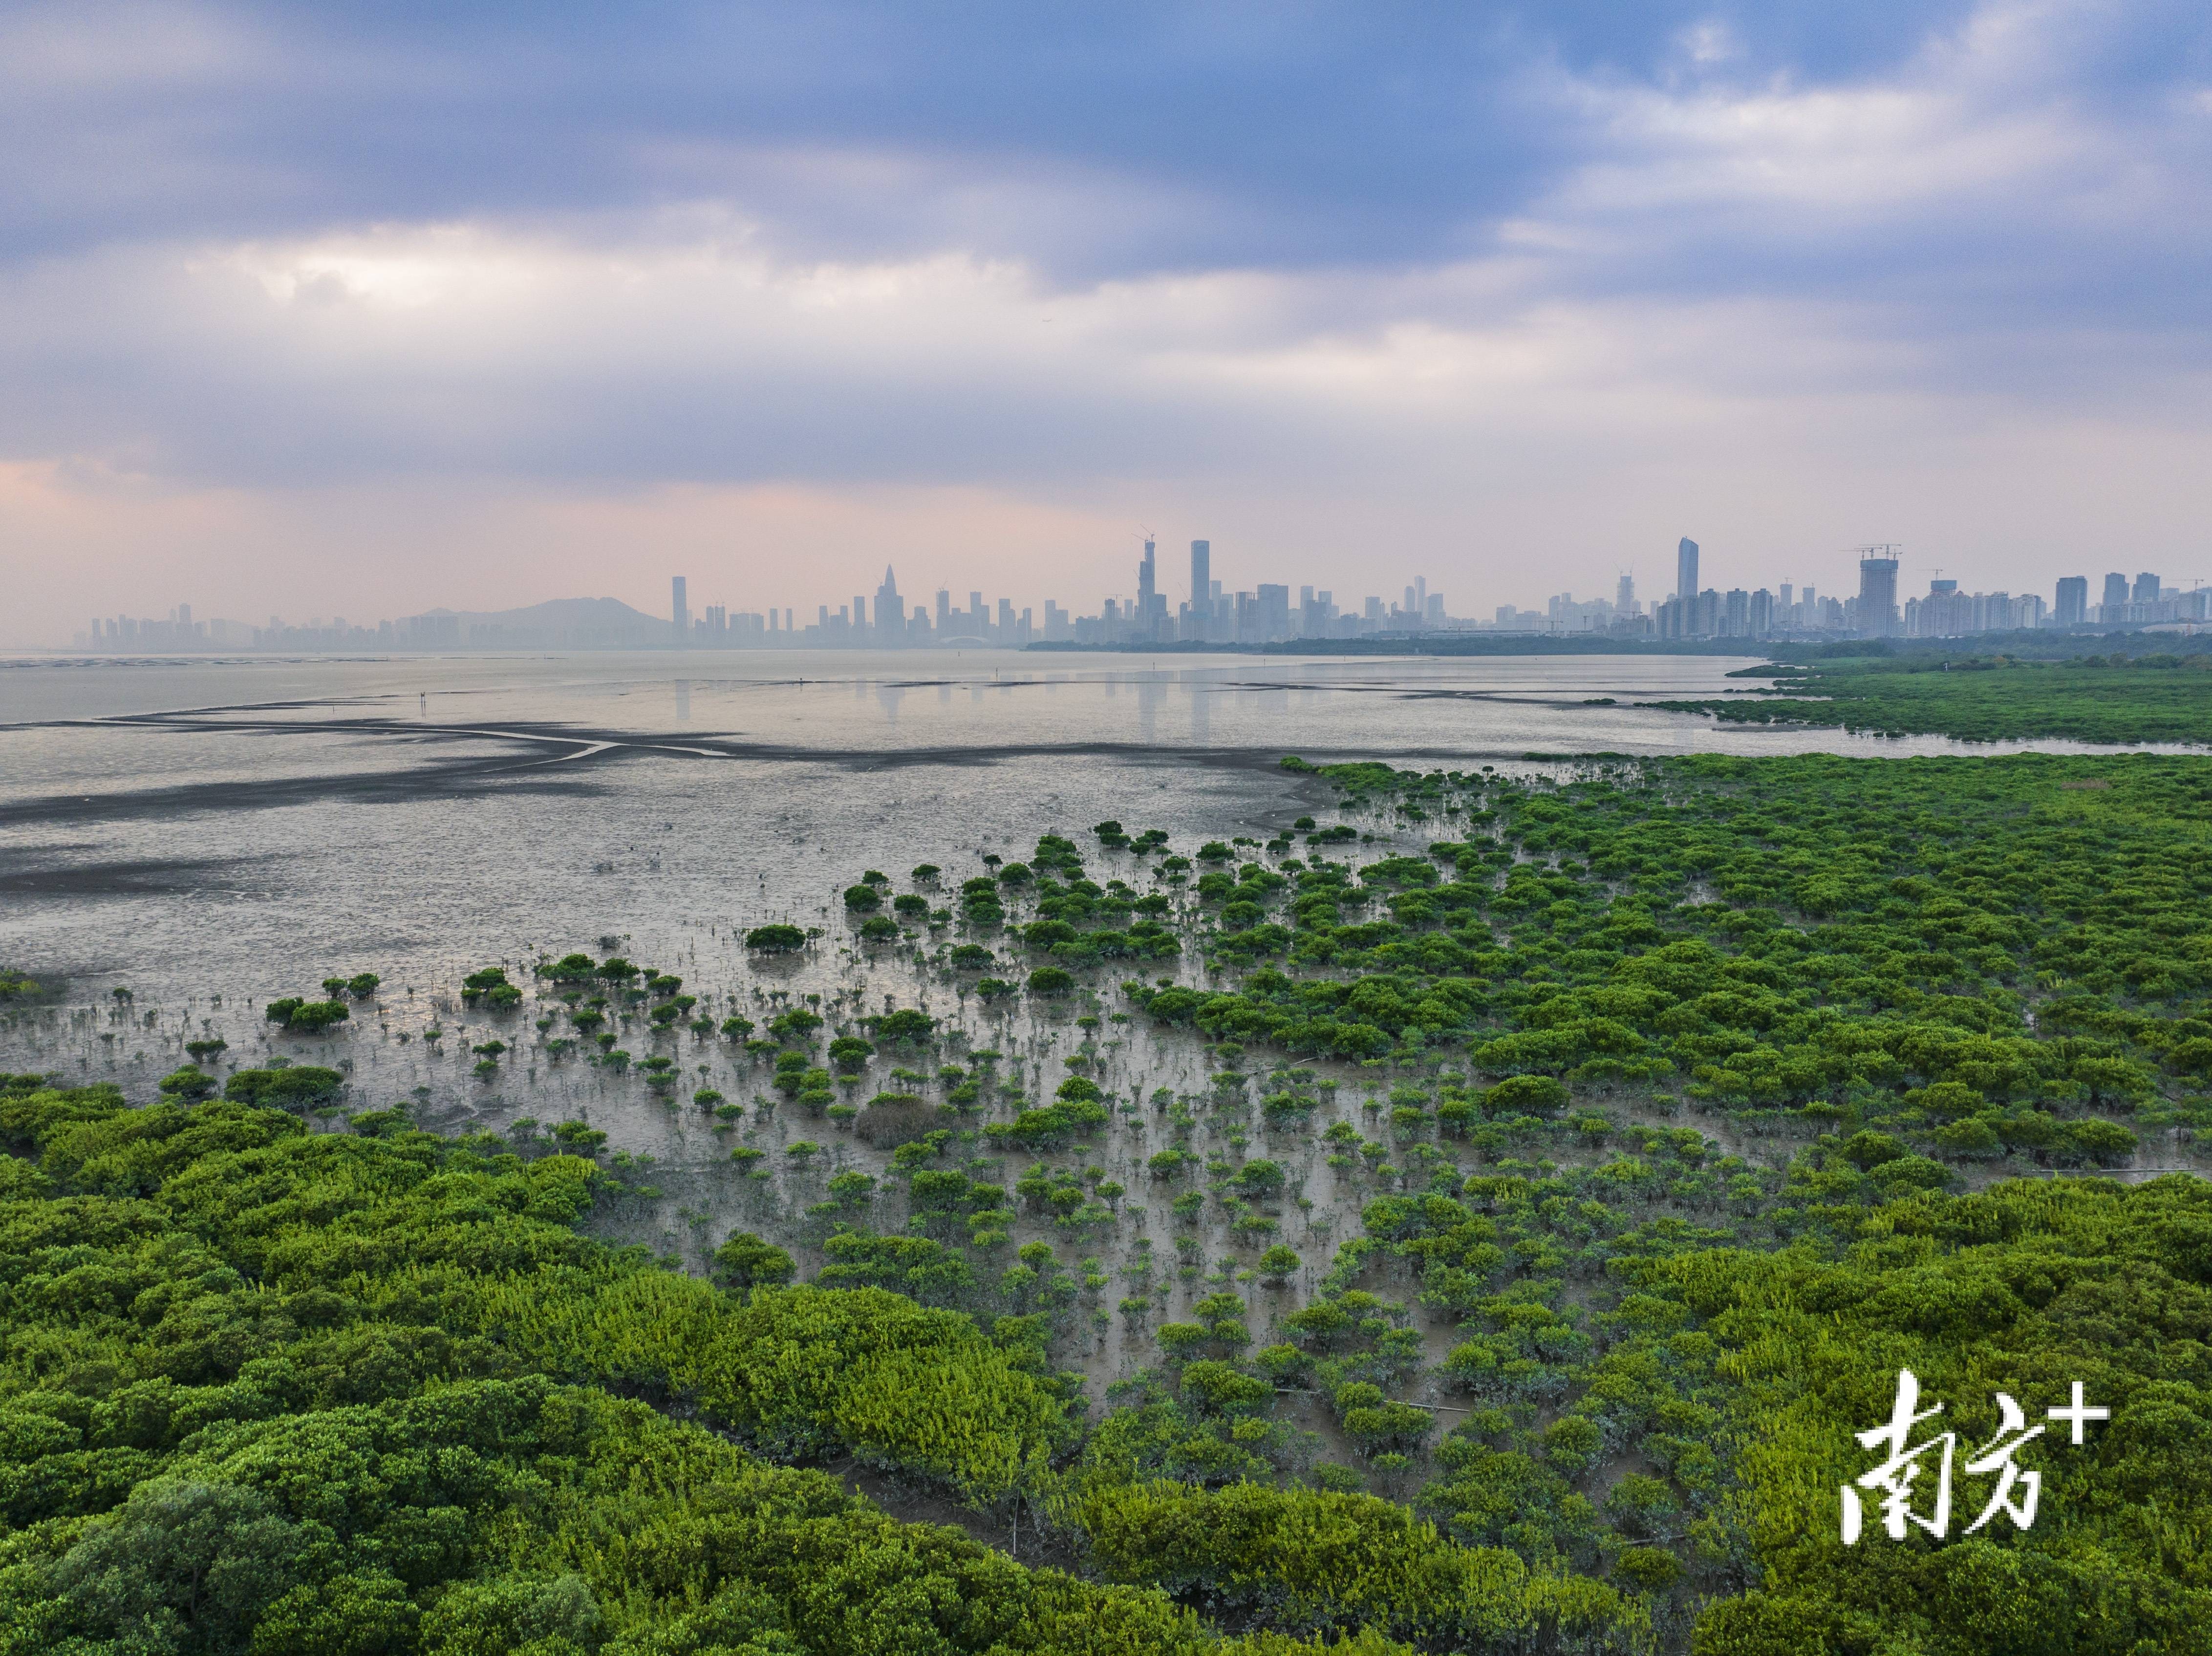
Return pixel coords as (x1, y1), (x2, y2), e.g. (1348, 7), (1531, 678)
(7, 646), (2158, 995)
(0, 647), (2176, 1321)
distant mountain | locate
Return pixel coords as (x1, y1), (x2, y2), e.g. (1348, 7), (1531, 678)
(412, 596), (664, 628)
(396, 596), (668, 647)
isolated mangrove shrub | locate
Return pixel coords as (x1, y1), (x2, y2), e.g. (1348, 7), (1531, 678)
(224, 1065), (345, 1111)
(768, 1008), (822, 1041)
(1484, 1075), (1568, 1116)
(712, 1230), (796, 1290)
(156, 1065), (216, 1102)
(873, 1008), (939, 1043)
(264, 997), (350, 1032)
(988, 1085), (1111, 1150)
(462, 967), (523, 1008)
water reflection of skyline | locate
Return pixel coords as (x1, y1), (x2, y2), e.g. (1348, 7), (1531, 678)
(653, 666), (1398, 754)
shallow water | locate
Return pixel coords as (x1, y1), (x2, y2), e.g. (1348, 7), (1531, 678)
(1, 649), (2180, 980)
(1, 646), (2189, 1389)
(2, 644), (2184, 1095)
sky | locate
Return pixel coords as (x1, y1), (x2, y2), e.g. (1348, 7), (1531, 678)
(4, 0), (2210, 643)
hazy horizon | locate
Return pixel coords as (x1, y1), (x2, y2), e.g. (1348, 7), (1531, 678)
(6, 1), (2210, 646)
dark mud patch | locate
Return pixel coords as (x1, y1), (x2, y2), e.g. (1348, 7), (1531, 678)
(0, 849), (271, 898)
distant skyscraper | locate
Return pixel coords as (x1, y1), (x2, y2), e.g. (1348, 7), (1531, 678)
(1676, 538), (1699, 603)
(1724, 588), (1749, 637)
(875, 567), (903, 639)
(1615, 573), (1635, 614)
(1188, 540), (1211, 639)
(1257, 583), (1291, 641)
(671, 576), (688, 645)
(2133, 572), (2161, 604)
(2055, 575), (2087, 626)
(1138, 540), (1156, 608)
(2103, 573), (2129, 611)
(1857, 555), (1900, 637)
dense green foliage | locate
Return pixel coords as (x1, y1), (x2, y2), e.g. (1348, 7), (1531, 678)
(1090, 750), (2212, 1651)
(15, 702), (2212, 1654)
(1151, 753), (2212, 1143)
(1647, 653), (2212, 744)
(0, 1082), (1229, 1656)
(0, 1077), (1650, 1656)
(1675, 1176), (2212, 1655)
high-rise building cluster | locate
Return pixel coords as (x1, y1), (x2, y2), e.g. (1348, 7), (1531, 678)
(658, 544), (1456, 649)
(1640, 540), (1877, 640)
(1574, 544), (2203, 643)
(67, 540), (2206, 654)
(79, 604), (285, 650)
(2043, 572), (2206, 631)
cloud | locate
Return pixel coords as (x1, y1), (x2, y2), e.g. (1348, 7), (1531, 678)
(2, 0), (2210, 640)
(0, 0), (2012, 274)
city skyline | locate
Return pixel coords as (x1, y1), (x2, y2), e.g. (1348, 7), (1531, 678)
(70, 539), (2210, 654)
(33, 516), (2212, 654)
